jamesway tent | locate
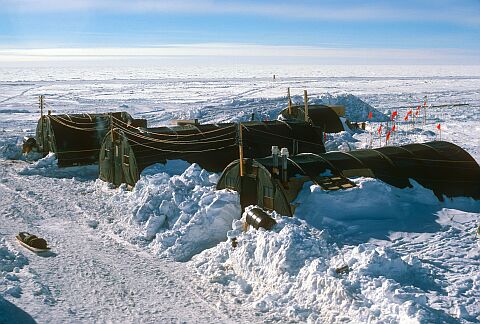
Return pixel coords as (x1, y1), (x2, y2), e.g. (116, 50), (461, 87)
(36, 112), (147, 167)
(279, 104), (348, 133)
(98, 118), (326, 187)
(216, 141), (480, 216)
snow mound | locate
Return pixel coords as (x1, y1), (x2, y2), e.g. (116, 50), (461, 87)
(314, 93), (388, 122)
(18, 152), (98, 180)
(0, 143), (23, 160)
(18, 152), (58, 173)
(324, 131), (360, 152)
(294, 177), (480, 245)
(107, 162), (240, 261)
(0, 238), (28, 298)
(192, 208), (462, 323)
(0, 140), (42, 161)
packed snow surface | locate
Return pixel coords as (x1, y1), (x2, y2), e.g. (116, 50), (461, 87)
(0, 64), (479, 323)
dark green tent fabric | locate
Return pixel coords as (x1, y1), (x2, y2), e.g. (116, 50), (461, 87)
(279, 105), (344, 133)
(99, 120), (326, 187)
(216, 141), (479, 217)
(253, 141), (480, 200)
(36, 112), (144, 167)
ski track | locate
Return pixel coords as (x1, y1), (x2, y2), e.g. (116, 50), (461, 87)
(0, 160), (263, 323)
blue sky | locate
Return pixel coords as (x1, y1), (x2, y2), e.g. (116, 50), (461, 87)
(0, 0), (479, 64)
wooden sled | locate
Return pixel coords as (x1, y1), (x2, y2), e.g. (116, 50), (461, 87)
(16, 232), (51, 253)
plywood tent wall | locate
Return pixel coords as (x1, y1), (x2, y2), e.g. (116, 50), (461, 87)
(35, 112), (147, 167)
(279, 104), (345, 133)
(99, 119), (326, 187)
(217, 141), (480, 216)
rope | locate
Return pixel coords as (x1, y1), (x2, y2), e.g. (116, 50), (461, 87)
(55, 148), (101, 154)
(242, 125), (325, 148)
(53, 114), (100, 125)
(48, 116), (101, 131)
(125, 136), (237, 154)
(116, 125), (236, 145)
(111, 115), (237, 138)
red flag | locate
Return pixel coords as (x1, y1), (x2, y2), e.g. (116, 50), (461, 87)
(436, 123), (441, 130)
(404, 110), (412, 121)
(378, 124), (382, 134)
(391, 111), (398, 121)
(368, 111), (373, 119)
(415, 110), (420, 116)
(324, 132), (327, 141)
(392, 124), (396, 131)
(416, 105), (421, 111)
(386, 130), (391, 142)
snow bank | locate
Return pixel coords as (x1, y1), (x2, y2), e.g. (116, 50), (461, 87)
(0, 138), (42, 161)
(0, 238), (28, 299)
(105, 162), (240, 261)
(192, 210), (440, 322)
(324, 130), (360, 152)
(18, 152), (98, 180)
(0, 143), (23, 160)
(294, 177), (480, 245)
(192, 178), (480, 322)
(314, 93), (388, 122)
(192, 201), (473, 322)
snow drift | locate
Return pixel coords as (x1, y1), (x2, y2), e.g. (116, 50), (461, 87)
(101, 161), (241, 261)
(192, 178), (480, 323)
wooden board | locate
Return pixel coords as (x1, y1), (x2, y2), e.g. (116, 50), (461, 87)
(16, 236), (51, 253)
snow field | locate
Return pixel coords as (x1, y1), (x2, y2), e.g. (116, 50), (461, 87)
(0, 65), (479, 322)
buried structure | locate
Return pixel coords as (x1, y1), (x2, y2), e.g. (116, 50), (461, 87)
(217, 141), (480, 216)
(279, 104), (347, 133)
(279, 103), (368, 132)
(99, 119), (326, 187)
(36, 112), (147, 167)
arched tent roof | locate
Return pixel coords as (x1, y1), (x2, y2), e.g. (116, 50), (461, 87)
(217, 141), (479, 216)
(99, 119), (326, 187)
(279, 104), (345, 133)
(255, 141), (480, 200)
(36, 112), (142, 167)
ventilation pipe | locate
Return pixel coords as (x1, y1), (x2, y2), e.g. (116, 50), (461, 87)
(280, 147), (289, 185)
(272, 146), (279, 176)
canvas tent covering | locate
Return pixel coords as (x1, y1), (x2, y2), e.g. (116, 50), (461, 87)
(99, 119), (326, 187)
(279, 104), (345, 133)
(216, 141), (480, 216)
(36, 112), (147, 167)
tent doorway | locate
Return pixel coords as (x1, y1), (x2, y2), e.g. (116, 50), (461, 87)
(240, 175), (258, 210)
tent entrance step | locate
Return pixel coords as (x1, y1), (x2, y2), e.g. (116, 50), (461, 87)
(314, 176), (356, 191)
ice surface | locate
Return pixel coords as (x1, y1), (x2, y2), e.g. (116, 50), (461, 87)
(0, 64), (479, 322)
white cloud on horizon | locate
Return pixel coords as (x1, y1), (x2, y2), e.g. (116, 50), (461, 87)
(0, 44), (478, 65)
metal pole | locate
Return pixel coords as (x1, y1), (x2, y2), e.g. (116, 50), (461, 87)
(39, 95), (44, 152)
(287, 87), (292, 115)
(239, 123), (244, 177)
(304, 90), (309, 122)
(110, 113), (114, 142)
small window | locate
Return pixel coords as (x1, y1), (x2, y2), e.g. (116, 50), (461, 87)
(263, 197), (274, 210)
(263, 186), (274, 198)
(123, 154), (129, 166)
(104, 149), (110, 160)
(263, 186), (274, 210)
(225, 176), (237, 189)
